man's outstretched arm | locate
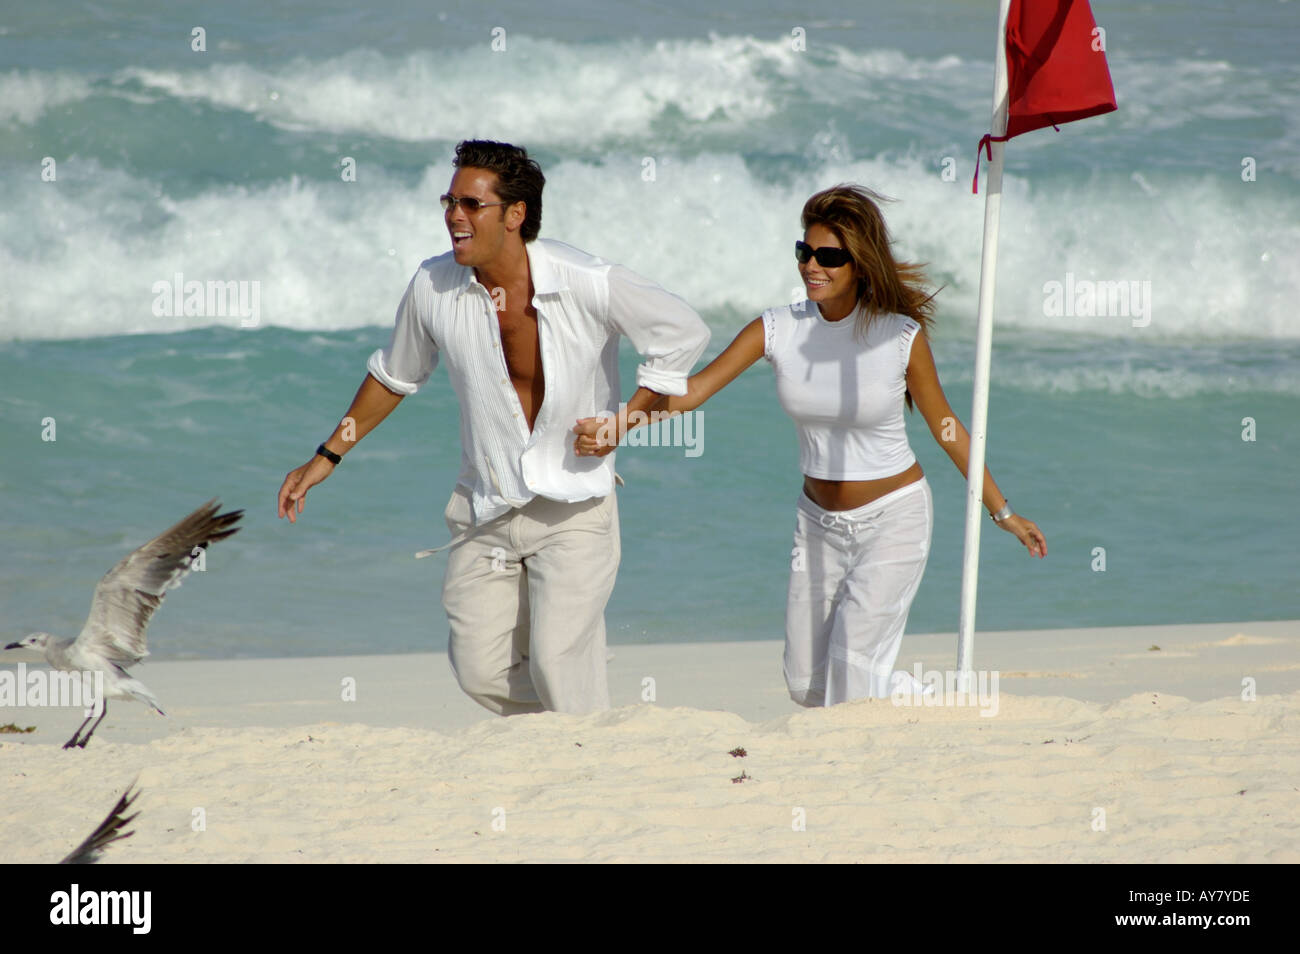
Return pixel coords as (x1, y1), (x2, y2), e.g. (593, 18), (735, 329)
(604, 264), (711, 399)
(597, 264), (710, 446)
(276, 373), (405, 523)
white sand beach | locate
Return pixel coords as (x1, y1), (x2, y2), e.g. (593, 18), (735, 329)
(2, 619), (1297, 863)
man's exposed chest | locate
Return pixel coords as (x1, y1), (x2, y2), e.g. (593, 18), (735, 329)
(431, 287), (610, 379)
(495, 303), (542, 381)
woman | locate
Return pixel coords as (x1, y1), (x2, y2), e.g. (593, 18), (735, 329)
(574, 184), (1046, 706)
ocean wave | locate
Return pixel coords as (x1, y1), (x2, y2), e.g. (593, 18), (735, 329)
(5, 34), (1297, 181)
(13, 37), (810, 147)
(1, 151), (1296, 343)
(2, 36), (981, 141)
(3, 41), (1292, 148)
(0, 69), (94, 124)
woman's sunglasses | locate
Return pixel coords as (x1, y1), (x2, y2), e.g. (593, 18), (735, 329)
(794, 241), (852, 269)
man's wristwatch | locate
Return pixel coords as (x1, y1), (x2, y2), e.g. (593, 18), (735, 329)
(315, 443), (342, 465)
(990, 501), (1012, 524)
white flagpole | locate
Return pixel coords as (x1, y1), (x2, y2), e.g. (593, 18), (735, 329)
(956, 0), (1012, 685)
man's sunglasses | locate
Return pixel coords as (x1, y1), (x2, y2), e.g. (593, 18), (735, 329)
(795, 241), (852, 269)
(440, 194), (512, 213)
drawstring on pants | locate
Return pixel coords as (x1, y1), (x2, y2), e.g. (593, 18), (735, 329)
(817, 511), (879, 539)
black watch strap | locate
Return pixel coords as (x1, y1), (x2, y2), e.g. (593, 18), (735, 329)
(315, 443), (342, 465)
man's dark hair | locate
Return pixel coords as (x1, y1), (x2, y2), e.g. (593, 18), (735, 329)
(453, 140), (545, 242)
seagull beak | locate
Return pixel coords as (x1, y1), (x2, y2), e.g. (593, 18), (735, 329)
(4, 642), (21, 650)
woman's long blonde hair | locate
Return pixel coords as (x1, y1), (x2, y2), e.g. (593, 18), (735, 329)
(801, 184), (939, 410)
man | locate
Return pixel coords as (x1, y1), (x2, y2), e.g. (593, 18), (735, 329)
(277, 140), (709, 716)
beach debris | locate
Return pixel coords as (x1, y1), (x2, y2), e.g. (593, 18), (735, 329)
(1148, 644), (1161, 651)
(4, 500), (242, 749)
(731, 770), (750, 783)
(59, 782), (141, 864)
(728, 747), (747, 758)
(1, 723), (36, 733)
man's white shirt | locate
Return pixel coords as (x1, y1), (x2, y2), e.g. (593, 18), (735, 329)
(367, 238), (710, 525)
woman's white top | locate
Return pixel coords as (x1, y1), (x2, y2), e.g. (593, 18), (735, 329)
(761, 300), (921, 480)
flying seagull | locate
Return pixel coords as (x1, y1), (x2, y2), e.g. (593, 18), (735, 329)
(60, 782), (141, 864)
(5, 500), (242, 748)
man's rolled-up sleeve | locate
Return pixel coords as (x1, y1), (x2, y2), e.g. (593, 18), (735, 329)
(605, 265), (710, 397)
(366, 272), (438, 395)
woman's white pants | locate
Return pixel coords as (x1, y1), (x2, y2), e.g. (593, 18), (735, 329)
(784, 477), (933, 706)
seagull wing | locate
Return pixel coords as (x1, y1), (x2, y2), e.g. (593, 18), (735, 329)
(74, 500), (243, 666)
(59, 782), (141, 864)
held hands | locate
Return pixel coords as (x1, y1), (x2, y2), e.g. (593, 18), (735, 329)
(996, 513), (1047, 558)
(572, 415), (620, 458)
(277, 455), (335, 523)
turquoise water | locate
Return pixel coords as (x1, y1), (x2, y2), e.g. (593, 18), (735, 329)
(2, 1), (1297, 658)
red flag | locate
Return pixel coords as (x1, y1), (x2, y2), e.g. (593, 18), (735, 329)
(973, 0), (1117, 191)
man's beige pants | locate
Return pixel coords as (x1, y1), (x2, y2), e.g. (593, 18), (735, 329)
(441, 486), (619, 715)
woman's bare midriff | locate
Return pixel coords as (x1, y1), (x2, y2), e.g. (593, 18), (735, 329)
(802, 460), (925, 512)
